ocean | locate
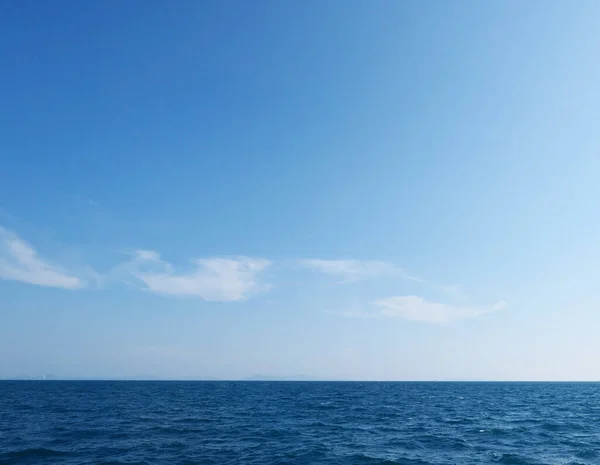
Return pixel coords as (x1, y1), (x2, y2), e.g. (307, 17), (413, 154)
(1, 381), (598, 464)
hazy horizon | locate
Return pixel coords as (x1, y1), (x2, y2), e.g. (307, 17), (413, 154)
(4, 376), (598, 382)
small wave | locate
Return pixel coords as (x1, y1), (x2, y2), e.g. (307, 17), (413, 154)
(418, 434), (471, 451)
(346, 454), (431, 465)
(575, 448), (599, 459)
(95, 461), (153, 465)
(489, 452), (541, 464)
(0, 447), (68, 461)
(171, 417), (217, 424)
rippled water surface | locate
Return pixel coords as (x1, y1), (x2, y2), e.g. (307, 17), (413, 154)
(1, 381), (599, 464)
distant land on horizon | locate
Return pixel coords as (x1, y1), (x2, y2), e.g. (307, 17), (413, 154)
(1, 374), (320, 381)
(2, 374), (598, 382)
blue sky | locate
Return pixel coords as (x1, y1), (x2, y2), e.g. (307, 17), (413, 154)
(2, 1), (600, 380)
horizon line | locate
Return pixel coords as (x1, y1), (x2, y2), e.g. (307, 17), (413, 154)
(2, 378), (599, 383)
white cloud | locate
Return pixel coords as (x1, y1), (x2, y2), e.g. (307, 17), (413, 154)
(298, 258), (466, 299)
(374, 296), (506, 323)
(0, 226), (84, 289)
(336, 295), (506, 324)
(297, 259), (420, 282)
(134, 249), (161, 261)
(126, 250), (271, 301)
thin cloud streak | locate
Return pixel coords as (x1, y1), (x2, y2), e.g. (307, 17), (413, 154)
(373, 296), (506, 324)
(336, 296), (506, 324)
(296, 258), (460, 297)
(297, 259), (421, 282)
(0, 226), (84, 289)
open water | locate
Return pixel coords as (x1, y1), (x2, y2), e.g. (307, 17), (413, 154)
(1, 381), (599, 464)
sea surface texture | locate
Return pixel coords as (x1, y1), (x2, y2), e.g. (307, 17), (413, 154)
(1, 381), (599, 465)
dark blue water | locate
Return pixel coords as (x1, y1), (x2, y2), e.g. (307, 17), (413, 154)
(1, 382), (599, 465)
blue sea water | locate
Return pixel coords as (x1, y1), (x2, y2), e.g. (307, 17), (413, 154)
(1, 382), (599, 465)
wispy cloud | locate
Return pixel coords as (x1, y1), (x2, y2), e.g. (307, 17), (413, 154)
(373, 296), (506, 324)
(296, 258), (464, 299)
(297, 259), (422, 283)
(0, 226), (84, 289)
(124, 250), (271, 301)
(336, 295), (506, 324)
